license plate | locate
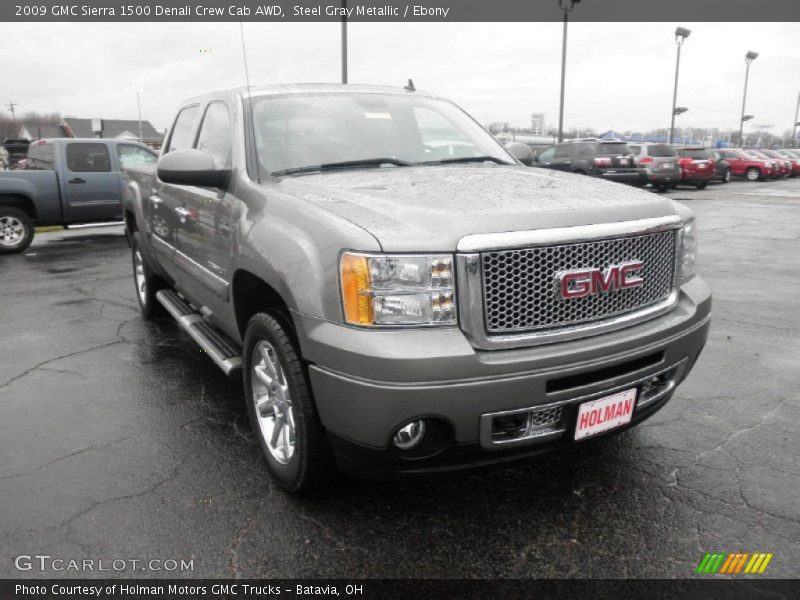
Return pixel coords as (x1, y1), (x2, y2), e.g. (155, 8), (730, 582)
(574, 388), (637, 440)
(663, 162), (674, 168)
(619, 158), (629, 165)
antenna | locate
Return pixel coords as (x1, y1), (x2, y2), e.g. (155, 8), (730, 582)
(239, 21), (261, 182)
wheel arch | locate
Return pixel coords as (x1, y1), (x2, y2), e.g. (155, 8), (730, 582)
(0, 193), (38, 222)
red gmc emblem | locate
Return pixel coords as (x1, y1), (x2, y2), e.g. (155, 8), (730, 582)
(556, 261), (644, 300)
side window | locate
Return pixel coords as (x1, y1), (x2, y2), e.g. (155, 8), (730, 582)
(66, 143), (111, 172)
(554, 143), (574, 158)
(166, 105), (200, 154)
(195, 102), (233, 169)
(629, 145), (641, 155)
(577, 144), (595, 158)
(117, 144), (157, 169)
(536, 147), (556, 161)
(26, 143), (55, 170)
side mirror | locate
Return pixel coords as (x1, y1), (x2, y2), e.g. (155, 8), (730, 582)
(506, 142), (534, 166)
(157, 149), (229, 188)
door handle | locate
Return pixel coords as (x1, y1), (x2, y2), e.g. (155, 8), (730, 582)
(149, 195), (162, 206)
(68, 177), (86, 184)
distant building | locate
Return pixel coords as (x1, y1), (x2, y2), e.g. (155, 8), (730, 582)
(530, 113), (546, 135)
(18, 118), (164, 149)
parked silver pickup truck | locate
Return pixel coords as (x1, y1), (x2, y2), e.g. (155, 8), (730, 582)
(123, 84), (711, 492)
(0, 138), (156, 253)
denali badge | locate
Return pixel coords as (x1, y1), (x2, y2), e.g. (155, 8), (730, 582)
(556, 261), (644, 300)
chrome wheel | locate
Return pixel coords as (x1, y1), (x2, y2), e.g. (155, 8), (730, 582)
(723, 169), (731, 183)
(746, 168), (760, 181)
(251, 340), (295, 465)
(133, 248), (147, 305)
(0, 216), (25, 247)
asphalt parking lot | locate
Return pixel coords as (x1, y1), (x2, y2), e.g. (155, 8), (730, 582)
(1, 178), (799, 579)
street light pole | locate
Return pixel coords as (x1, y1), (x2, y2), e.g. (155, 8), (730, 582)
(738, 51), (758, 147)
(793, 91), (800, 148)
(341, 0), (348, 84)
(557, 0), (581, 143)
(669, 27), (690, 144)
(136, 92), (143, 143)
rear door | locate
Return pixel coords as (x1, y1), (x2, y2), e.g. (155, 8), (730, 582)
(148, 105), (200, 272)
(63, 141), (122, 222)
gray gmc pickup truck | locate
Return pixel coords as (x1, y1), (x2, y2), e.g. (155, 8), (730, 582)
(123, 84), (711, 492)
(0, 138), (157, 253)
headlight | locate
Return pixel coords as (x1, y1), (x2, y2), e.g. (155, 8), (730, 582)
(340, 252), (456, 326)
(679, 221), (697, 283)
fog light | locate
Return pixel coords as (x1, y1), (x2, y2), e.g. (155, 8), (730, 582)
(393, 420), (426, 450)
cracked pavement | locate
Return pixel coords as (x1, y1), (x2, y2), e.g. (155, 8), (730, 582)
(1, 178), (798, 579)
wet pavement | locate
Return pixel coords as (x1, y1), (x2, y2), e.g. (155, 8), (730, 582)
(1, 178), (799, 579)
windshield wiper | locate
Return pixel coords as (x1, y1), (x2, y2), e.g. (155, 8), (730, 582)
(421, 156), (513, 166)
(271, 158), (412, 177)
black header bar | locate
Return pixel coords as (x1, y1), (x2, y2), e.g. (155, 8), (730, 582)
(4, 0), (800, 22)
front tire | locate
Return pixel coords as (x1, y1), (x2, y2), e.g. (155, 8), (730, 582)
(0, 207), (35, 255)
(721, 168), (731, 183)
(745, 167), (761, 181)
(243, 313), (331, 493)
(131, 231), (165, 318)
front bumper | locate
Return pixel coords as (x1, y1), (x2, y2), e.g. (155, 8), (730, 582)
(295, 277), (711, 477)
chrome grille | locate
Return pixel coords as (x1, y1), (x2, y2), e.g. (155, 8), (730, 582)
(481, 231), (677, 333)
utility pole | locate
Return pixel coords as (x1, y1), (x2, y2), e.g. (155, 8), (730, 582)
(793, 91), (800, 148)
(7, 101), (18, 135)
(136, 92), (143, 142)
(341, 0), (348, 84)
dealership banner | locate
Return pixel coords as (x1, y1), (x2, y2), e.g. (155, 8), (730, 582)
(3, 0), (800, 22)
(3, 579), (800, 599)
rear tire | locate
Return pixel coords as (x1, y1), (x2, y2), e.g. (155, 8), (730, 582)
(0, 207), (35, 255)
(745, 167), (761, 181)
(131, 231), (165, 319)
(721, 168), (731, 183)
(243, 312), (332, 493)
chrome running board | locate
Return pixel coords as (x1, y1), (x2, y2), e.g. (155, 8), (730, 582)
(156, 289), (242, 375)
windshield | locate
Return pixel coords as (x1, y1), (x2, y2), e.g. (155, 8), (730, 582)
(678, 149), (713, 160)
(596, 142), (632, 156)
(250, 93), (512, 175)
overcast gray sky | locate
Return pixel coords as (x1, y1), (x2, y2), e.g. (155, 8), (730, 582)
(2, 22), (798, 135)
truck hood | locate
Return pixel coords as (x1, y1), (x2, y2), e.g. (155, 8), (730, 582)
(276, 165), (680, 252)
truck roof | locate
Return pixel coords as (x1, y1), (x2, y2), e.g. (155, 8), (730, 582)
(183, 83), (437, 104)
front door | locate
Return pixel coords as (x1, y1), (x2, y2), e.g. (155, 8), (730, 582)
(173, 101), (236, 304)
(63, 142), (122, 222)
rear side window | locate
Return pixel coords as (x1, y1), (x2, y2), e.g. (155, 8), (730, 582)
(66, 143), (111, 172)
(647, 144), (677, 157)
(678, 148), (713, 159)
(721, 150), (741, 159)
(554, 143), (575, 158)
(196, 102), (233, 169)
(26, 143), (55, 170)
(596, 143), (632, 156)
(166, 106), (200, 153)
(577, 144), (595, 157)
(629, 145), (642, 154)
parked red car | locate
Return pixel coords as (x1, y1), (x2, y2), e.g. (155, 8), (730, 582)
(758, 149), (793, 177)
(741, 149), (782, 179)
(675, 147), (716, 189)
(716, 149), (773, 181)
(775, 149), (800, 177)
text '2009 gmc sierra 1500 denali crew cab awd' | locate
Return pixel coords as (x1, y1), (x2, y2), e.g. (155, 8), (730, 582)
(123, 84), (711, 493)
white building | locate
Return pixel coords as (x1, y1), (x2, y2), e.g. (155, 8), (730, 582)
(530, 113), (546, 135)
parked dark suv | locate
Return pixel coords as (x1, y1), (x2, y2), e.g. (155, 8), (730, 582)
(532, 140), (641, 185)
